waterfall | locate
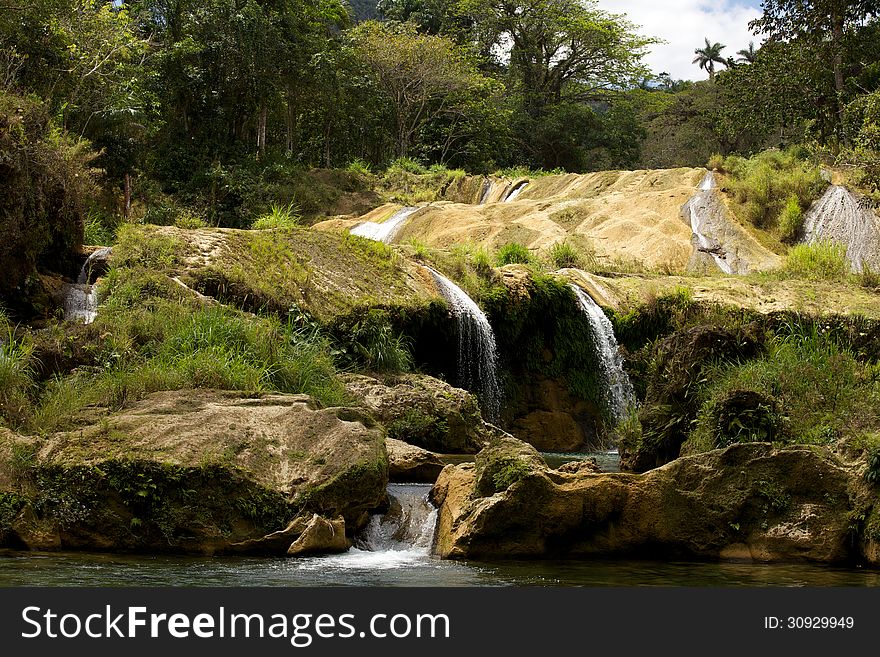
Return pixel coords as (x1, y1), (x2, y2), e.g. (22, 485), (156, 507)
(356, 484), (438, 554)
(570, 284), (636, 423)
(504, 181), (529, 202)
(350, 207), (419, 244)
(426, 266), (502, 423)
(684, 172), (734, 274)
(802, 185), (880, 273)
(62, 247), (113, 324)
(77, 247), (113, 284)
(478, 179), (493, 204)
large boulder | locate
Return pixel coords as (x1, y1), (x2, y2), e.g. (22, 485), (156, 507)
(0, 390), (388, 555)
(432, 437), (877, 564)
(342, 373), (495, 453)
(386, 438), (445, 483)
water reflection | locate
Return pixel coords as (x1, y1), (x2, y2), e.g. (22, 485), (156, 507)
(1, 550), (878, 588)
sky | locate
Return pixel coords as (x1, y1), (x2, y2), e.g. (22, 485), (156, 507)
(599, 0), (765, 81)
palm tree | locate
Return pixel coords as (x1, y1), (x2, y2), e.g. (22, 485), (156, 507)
(693, 38), (727, 80)
(737, 41), (758, 64)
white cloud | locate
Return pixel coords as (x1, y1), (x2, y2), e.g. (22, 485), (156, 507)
(599, 0), (763, 81)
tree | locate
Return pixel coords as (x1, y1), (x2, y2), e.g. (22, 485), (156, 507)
(458, 0), (653, 115)
(350, 21), (495, 158)
(749, 0), (879, 142)
(692, 38), (727, 80)
(737, 41), (758, 63)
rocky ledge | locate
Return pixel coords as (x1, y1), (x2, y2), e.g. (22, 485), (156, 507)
(432, 436), (880, 565)
(0, 390), (388, 556)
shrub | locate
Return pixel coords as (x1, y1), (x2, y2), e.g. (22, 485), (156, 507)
(548, 241), (582, 269)
(83, 211), (116, 246)
(0, 324), (34, 428)
(252, 202), (302, 230)
(860, 263), (880, 289)
(496, 242), (532, 266)
(387, 157), (427, 175)
(777, 194), (804, 243)
(784, 241), (849, 280)
(339, 309), (412, 374)
(174, 211), (208, 229)
(346, 158), (373, 175)
(707, 154), (725, 172)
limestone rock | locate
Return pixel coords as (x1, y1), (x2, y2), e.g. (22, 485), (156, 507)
(0, 390), (388, 554)
(286, 514), (349, 557)
(433, 437), (876, 564)
(342, 373), (494, 453)
(387, 438), (445, 483)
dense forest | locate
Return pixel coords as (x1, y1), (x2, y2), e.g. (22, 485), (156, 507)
(1, 0), (879, 304)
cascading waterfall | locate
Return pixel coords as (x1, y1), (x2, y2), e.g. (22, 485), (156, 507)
(356, 484), (438, 555)
(802, 185), (880, 272)
(350, 207), (419, 244)
(684, 172), (734, 275)
(570, 284), (636, 423)
(478, 179), (493, 204)
(426, 266), (502, 424)
(504, 181), (529, 202)
(62, 247), (113, 324)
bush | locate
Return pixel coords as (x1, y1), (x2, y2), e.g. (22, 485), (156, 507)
(496, 242), (532, 266)
(338, 309), (413, 373)
(0, 91), (99, 300)
(777, 194), (804, 243)
(784, 241), (849, 280)
(0, 324), (34, 428)
(860, 263), (880, 289)
(252, 203), (302, 230)
(548, 241), (582, 269)
(725, 149), (825, 231)
(707, 154), (725, 172)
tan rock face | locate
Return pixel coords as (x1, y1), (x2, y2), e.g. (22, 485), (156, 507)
(342, 373), (494, 453)
(386, 438), (445, 483)
(433, 438), (875, 564)
(286, 515), (349, 556)
(0, 390), (388, 555)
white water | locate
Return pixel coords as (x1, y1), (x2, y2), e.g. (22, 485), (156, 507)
(504, 181), (529, 202)
(685, 172), (734, 274)
(802, 185), (880, 272)
(62, 247), (113, 324)
(426, 266), (502, 423)
(478, 179), (493, 204)
(570, 285), (636, 423)
(295, 484), (438, 572)
(350, 207), (419, 244)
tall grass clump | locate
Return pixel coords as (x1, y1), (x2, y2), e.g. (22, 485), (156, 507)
(783, 241), (849, 280)
(777, 194), (804, 243)
(548, 241), (583, 269)
(0, 323), (34, 428)
(337, 309), (412, 374)
(723, 149), (826, 231)
(251, 202), (302, 230)
(496, 242), (532, 266)
(691, 322), (880, 449)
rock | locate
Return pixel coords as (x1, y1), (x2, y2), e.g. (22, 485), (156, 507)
(0, 390), (388, 554)
(342, 373), (494, 453)
(555, 458), (600, 475)
(286, 514), (349, 557)
(386, 438), (445, 483)
(508, 378), (603, 453)
(433, 437), (877, 564)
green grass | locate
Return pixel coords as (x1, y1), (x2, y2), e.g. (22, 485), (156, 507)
(0, 324), (35, 428)
(778, 194), (804, 244)
(547, 241), (584, 269)
(496, 242), (532, 266)
(784, 241), (849, 280)
(687, 322), (880, 452)
(720, 149), (826, 237)
(251, 202), (302, 230)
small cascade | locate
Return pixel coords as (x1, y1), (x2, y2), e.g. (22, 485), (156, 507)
(684, 172), (734, 274)
(62, 247), (113, 324)
(570, 284), (636, 423)
(426, 266), (502, 423)
(504, 180), (529, 202)
(356, 484), (438, 554)
(350, 207), (419, 244)
(77, 247), (113, 284)
(802, 185), (880, 272)
(478, 179), (493, 204)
